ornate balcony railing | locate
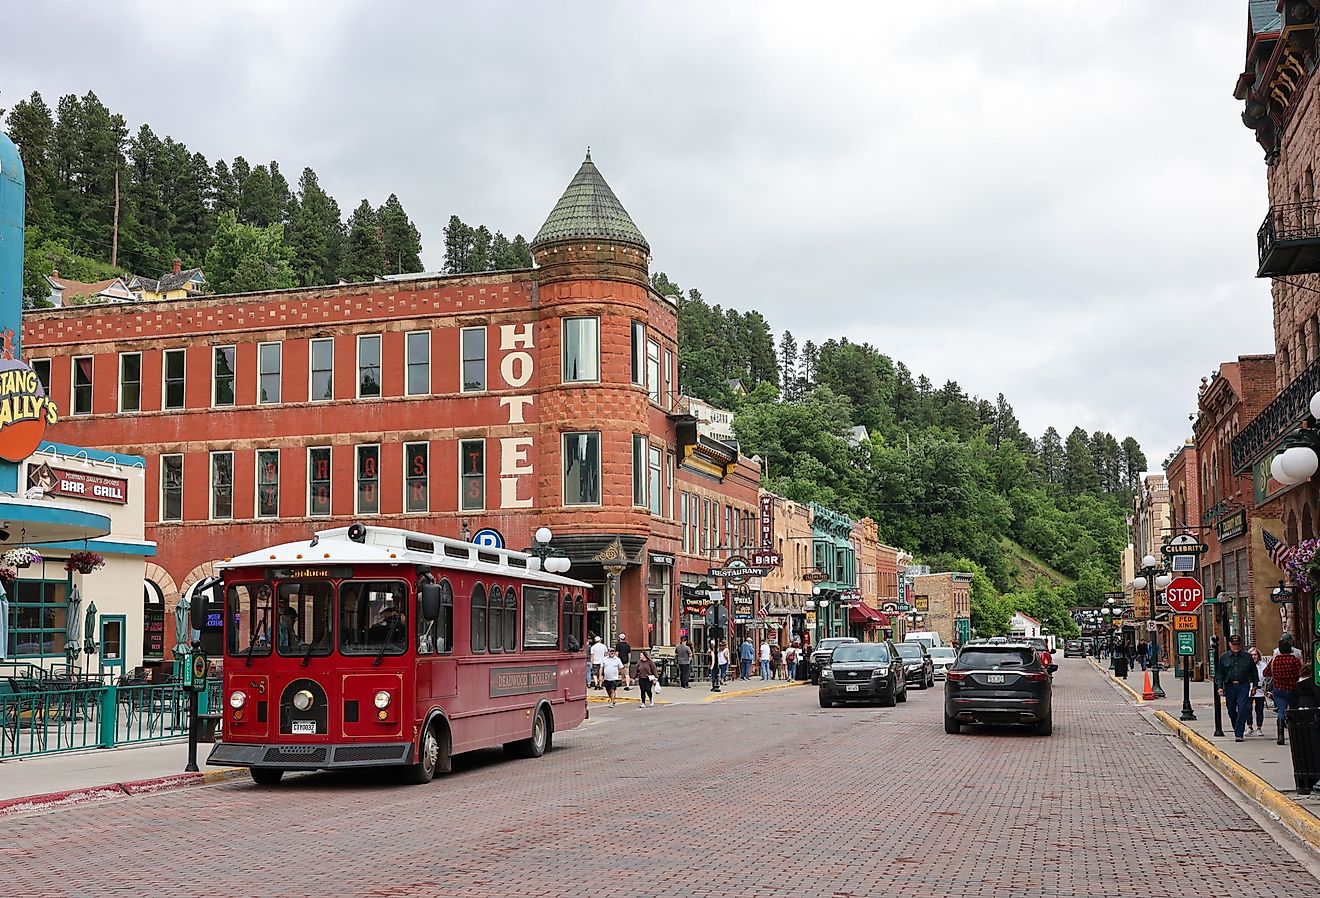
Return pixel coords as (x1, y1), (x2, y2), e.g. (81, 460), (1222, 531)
(1231, 352), (1320, 473)
(1257, 200), (1320, 277)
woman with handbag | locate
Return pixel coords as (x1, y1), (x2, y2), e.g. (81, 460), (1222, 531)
(635, 651), (659, 708)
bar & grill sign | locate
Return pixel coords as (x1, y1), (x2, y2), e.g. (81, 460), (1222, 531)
(28, 462), (128, 504)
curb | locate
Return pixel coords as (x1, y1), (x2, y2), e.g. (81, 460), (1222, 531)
(703, 680), (804, 702)
(1089, 657), (1145, 704)
(0, 767), (245, 818)
(1152, 709), (1320, 851)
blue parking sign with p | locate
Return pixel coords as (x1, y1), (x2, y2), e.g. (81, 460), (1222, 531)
(472, 528), (503, 549)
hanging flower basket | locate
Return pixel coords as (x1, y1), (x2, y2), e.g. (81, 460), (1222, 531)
(65, 550), (105, 575)
(0, 567), (17, 586)
(1285, 538), (1320, 594)
(2, 548), (42, 569)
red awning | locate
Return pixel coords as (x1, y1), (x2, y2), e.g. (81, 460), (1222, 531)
(848, 604), (887, 626)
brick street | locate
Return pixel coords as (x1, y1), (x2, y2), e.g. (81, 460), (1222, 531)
(3, 662), (1317, 898)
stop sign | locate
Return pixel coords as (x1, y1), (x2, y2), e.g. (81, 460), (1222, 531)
(1165, 577), (1204, 613)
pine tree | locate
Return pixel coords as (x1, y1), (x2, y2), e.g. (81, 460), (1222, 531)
(376, 194), (422, 274)
(239, 164), (280, 227)
(5, 92), (55, 230)
(342, 199), (385, 281)
(1039, 427), (1064, 489)
(779, 331), (798, 399)
(1063, 426), (1099, 495)
(442, 215), (473, 273)
(211, 159), (239, 216)
(1121, 437), (1147, 492)
(470, 225), (493, 272)
(288, 167), (344, 286)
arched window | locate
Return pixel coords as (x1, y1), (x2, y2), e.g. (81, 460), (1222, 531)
(471, 583), (487, 653)
(504, 587), (517, 651)
(488, 586), (504, 653)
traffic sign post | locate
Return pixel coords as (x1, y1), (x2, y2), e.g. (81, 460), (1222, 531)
(1178, 628), (1198, 723)
(1165, 577), (1204, 614)
(1176, 632), (1195, 656)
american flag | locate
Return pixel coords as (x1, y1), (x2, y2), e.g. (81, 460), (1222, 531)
(1264, 529), (1293, 570)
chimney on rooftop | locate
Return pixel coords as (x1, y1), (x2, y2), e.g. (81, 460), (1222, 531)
(173, 258), (182, 274)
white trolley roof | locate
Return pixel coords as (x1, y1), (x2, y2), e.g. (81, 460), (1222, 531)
(216, 525), (590, 590)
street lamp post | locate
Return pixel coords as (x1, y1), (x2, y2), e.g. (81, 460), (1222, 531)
(1131, 554), (1171, 699)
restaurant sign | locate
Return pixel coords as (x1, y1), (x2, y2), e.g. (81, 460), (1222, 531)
(0, 351), (58, 463)
(28, 463), (128, 505)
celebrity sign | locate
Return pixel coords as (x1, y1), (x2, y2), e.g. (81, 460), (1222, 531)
(0, 356), (57, 462)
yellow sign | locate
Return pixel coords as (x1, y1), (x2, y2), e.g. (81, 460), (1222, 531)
(1173, 614), (1198, 632)
(914, 596), (929, 612)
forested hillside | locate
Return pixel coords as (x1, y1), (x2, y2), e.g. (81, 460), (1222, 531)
(2, 90), (434, 299)
(658, 273), (1146, 637)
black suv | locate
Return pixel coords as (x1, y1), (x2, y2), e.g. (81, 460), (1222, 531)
(818, 641), (907, 707)
(893, 641), (935, 689)
(808, 637), (858, 684)
(944, 641), (1056, 736)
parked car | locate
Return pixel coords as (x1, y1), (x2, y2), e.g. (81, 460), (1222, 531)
(818, 641), (907, 707)
(1063, 640), (1085, 658)
(893, 641), (935, 689)
(929, 646), (957, 679)
(944, 641), (1056, 736)
(809, 637), (859, 684)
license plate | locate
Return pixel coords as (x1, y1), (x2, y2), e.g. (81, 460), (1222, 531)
(846, 685), (860, 692)
(291, 720), (316, 734)
(987, 674), (1004, 684)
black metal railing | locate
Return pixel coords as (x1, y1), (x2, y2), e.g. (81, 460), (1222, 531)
(1231, 353), (1320, 472)
(1259, 200), (1320, 275)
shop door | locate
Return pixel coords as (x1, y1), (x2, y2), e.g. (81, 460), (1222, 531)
(101, 615), (126, 674)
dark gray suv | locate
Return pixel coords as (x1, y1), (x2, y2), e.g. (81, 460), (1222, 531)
(944, 642), (1056, 736)
(818, 641), (907, 707)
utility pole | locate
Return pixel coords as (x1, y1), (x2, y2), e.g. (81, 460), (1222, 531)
(111, 165), (120, 268)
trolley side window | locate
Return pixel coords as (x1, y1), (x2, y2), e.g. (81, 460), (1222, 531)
(471, 583), (487, 653)
(276, 580), (334, 657)
(339, 580), (409, 655)
(503, 586), (517, 651)
(488, 586), (504, 654)
(418, 579), (454, 655)
(562, 592), (584, 652)
(227, 582), (274, 656)
(522, 585), (559, 650)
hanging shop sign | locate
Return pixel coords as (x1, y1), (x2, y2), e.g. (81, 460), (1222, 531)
(760, 494), (775, 548)
(28, 462), (128, 504)
(1215, 511), (1246, 541)
(649, 553), (675, 567)
(750, 550), (782, 569)
(0, 353), (58, 463)
(709, 556), (771, 583)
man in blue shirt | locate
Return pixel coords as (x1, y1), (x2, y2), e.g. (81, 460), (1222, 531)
(1216, 635), (1259, 742)
(739, 638), (754, 680)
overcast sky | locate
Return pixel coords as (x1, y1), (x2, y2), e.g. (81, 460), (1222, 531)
(2, 1), (1272, 463)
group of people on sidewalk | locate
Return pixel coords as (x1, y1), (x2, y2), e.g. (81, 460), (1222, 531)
(1216, 634), (1306, 744)
(586, 633), (806, 700)
(586, 633), (662, 709)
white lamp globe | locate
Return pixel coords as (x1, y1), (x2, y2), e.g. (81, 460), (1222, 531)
(526, 556), (541, 572)
(1272, 453), (1302, 485)
(1132, 576), (1148, 590)
(1142, 554), (1156, 569)
(1310, 390), (1320, 420)
(534, 526), (552, 545)
(1155, 574), (1172, 589)
(1279, 446), (1319, 483)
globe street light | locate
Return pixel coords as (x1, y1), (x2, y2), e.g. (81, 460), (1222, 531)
(526, 527), (572, 575)
(1131, 554), (1171, 698)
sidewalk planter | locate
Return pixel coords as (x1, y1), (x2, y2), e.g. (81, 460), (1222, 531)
(1286, 707), (1320, 796)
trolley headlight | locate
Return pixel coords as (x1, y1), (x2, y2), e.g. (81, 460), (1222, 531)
(229, 690), (247, 709)
(373, 690), (392, 710)
(292, 689), (314, 712)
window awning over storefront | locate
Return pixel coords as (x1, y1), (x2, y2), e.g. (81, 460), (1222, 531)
(848, 604), (889, 627)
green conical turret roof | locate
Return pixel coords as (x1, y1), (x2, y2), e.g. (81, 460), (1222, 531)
(532, 151), (649, 252)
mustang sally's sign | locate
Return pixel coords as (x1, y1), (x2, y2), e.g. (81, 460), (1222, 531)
(0, 353), (57, 463)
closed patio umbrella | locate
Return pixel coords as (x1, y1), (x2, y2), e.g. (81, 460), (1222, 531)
(83, 600), (98, 656)
(65, 583), (83, 663)
(174, 594), (191, 656)
(0, 586), (9, 661)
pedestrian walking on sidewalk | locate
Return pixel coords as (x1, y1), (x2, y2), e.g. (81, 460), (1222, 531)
(785, 642), (800, 681)
(676, 636), (693, 688)
(1138, 641), (1149, 672)
(616, 634), (633, 690)
(719, 644), (730, 684)
(1265, 638), (1303, 745)
(1249, 646), (1268, 736)
(635, 652), (659, 708)
(759, 640), (772, 680)
(590, 637), (606, 689)
(1217, 635), (1258, 742)
(739, 639), (754, 680)
(601, 648), (624, 707)
(709, 641), (722, 692)
(770, 643), (782, 680)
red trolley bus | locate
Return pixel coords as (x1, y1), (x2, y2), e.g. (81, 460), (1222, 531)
(202, 523), (590, 785)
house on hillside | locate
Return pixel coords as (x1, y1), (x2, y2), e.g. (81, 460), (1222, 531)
(45, 271), (136, 307)
(127, 259), (206, 301)
(1009, 612), (1042, 639)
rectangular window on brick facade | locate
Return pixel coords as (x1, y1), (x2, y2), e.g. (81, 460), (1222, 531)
(210, 451), (233, 520)
(406, 331), (430, 396)
(119, 352), (141, 413)
(404, 442), (429, 513)
(647, 340), (661, 404)
(633, 435), (648, 507)
(310, 338), (334, 401)
(358, 335), (382, 399)
(31, 359), (51, 399)
(461, 327), (486, 393)
(72, 355), (93, 416)
(163, 349), (185, 410)
(701, 498), (710, 551)
(356, 444), (380, 514)
(258, 342), (281, 404)
(459, 439), (485, 512)
(563, 432), (600, 506)
(631, 321), (645, 386)
(213, 345), (236, 407)
(256, 449), (279, 518)
(666, 450), (675, 520)
(681, 490), (689, 553)
(649, 446), (663, 516)
(308, 447), (332, 516)
(664, 349), (674, 410)
(161, 454), (183, 522)
(562, 318), (600, 383)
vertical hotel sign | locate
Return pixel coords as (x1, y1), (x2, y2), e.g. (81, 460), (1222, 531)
(0, 331), (57, 463)
(760, 494), (774, 548)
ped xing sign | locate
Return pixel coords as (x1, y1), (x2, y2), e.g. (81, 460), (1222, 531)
(1172, 614), (1198, 632)
(1176, 632), (1196, 656)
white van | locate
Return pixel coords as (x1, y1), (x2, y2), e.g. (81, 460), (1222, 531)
(904, 631), (945, 649)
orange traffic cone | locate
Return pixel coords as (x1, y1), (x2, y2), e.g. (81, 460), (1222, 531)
(1141, 670), (1155, 701)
